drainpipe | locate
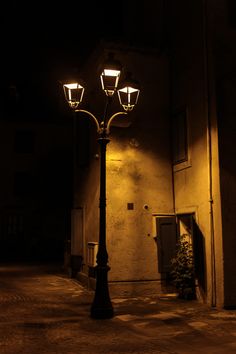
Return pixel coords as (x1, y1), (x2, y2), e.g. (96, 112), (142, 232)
(203, 0), (216, 307)
(164, 0), (176, 215)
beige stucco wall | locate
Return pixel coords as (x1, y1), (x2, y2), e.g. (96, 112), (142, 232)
(205, 0), (236, 308)
(170, 0), (224, 306)
(107, 48), (173, 283)
(73, 0), (236, 307)
(74, 46), (174, 284)
(106, 129), (173, 281)
(216, 47), (236, 307)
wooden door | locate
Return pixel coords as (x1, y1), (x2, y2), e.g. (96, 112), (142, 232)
(156, 216), (177, 273)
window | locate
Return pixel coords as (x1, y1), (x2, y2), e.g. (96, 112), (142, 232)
(7, 214), (24, 236)
(14, 130), (34, 153)
(172, 108), (188, 165)
(14, 172), (34, 196)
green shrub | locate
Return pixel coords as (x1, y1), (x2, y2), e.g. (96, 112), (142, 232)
(170, 234), (196, 300)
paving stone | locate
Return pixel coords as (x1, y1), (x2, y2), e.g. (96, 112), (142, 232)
(0, 263), (236, 353)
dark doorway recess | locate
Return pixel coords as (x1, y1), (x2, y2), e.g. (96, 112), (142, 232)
(156, 213), (206, 300)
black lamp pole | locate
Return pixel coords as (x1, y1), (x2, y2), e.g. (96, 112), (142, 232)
(90, 133), (113, 318)
(62, 55), (140, 320)
(72, 108), (126, 319)
(91, 97), (114, 318)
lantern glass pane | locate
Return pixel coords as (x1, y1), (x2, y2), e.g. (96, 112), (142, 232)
(104, 69), (120, 77)
(63, 83), (84, 109)
(118, 86), (140, 111)
(100, 68), (121, 96)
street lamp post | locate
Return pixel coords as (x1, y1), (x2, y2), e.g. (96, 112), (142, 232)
(63, 53), (140, 319)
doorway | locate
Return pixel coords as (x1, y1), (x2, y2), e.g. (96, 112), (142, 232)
(155, 213), (206, 300)
(177, 213), (206, 301)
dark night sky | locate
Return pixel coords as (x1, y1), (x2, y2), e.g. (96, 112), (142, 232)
(2, 1), (115, 73)
(1, 1), (122, 117)
(0, 1), (125, 260)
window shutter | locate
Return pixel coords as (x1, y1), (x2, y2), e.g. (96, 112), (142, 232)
(172, 109), (188, 164)
(156, 216), (177, 273)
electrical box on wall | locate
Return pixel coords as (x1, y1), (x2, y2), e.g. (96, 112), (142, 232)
(87, 242), (98, 267)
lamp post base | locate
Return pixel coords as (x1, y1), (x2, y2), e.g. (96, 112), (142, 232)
(90, 303), (114, 319)
(90, 265), (114, 319)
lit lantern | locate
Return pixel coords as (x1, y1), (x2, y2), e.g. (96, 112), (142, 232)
(100, 53), (121, 97)
(117, 74), (140, 111)
(63, 82), (84, 109)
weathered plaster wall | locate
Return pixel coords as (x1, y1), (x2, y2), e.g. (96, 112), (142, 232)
(107, 131), (173, 281)
(216, 46), (236, 307)
(207, 0), (236, 308)
(170, 0), (224, 306)
(74, 47), (174, 284)
(106, 50), (173, 282)
(218, 115), (236, 307)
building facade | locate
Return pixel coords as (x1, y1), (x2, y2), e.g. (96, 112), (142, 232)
(68, 0), (236, 309)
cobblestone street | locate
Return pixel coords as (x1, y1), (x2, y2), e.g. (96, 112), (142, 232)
(1, 263), (236, 354)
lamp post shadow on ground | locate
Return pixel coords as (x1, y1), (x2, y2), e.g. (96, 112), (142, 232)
(62, 53), (140, 319)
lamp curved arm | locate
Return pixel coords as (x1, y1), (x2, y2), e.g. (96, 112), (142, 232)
(75, 109), (100, 133)
(106, 112), (128, 134)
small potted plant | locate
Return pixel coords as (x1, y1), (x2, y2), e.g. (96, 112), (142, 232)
(170, 234), (196, 300)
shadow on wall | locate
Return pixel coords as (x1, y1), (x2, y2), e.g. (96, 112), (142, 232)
(192, 217), (206, 295)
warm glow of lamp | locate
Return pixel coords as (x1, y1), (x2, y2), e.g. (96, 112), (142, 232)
(100, 53), (121, 97)
(63, 82), (84, 109)
(100, 69), (121, 97)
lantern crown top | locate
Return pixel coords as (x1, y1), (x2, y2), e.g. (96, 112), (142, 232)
(119, 72), (140, 90)
(103, 52), (122, 71)
(100, 53), (122, 97)
(117, 72), (140, 112)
